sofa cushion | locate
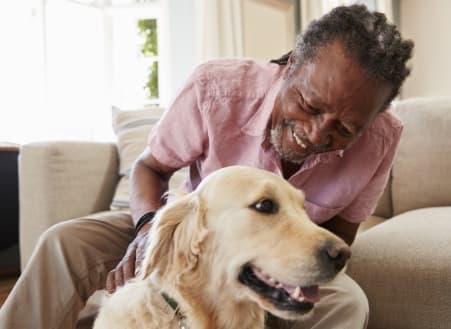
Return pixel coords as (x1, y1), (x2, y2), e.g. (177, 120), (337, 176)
(111, 107), (163, 210)
(372, 175), (392, 218)
(391, 97), (451, 215)
(357, 214), (386, 234)
(110, 107), (187, 210)
(348, 207), (451, 329)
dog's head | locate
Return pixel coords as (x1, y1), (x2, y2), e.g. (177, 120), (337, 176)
(141, 165), (350, 320)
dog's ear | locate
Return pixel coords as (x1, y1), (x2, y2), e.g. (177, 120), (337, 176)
(141, 194), (208, 280)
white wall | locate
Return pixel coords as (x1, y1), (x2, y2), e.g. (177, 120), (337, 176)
(400, 0), (451, 98)
(241, 0), (295, 61)
(168, 0), (197, 95)
(166, 0), (297, 90)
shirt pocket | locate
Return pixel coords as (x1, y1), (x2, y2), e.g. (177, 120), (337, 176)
(304, 200), (344, 225)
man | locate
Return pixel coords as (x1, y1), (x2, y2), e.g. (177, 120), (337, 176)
(0, 4), (413, 329)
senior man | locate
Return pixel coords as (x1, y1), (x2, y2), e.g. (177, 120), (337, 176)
(0, 4), (413, 329)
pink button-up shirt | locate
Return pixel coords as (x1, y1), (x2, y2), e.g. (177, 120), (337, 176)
(148, 59), (403, 224)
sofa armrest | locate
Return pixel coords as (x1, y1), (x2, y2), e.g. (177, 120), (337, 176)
(19, 141), (119, 268)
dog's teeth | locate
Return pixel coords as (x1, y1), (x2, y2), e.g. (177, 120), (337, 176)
(291, 286), (301, 299)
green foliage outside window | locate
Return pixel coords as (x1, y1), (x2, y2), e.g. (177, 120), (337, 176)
(146, 61), (159, 99)
(138, 18), (159, 99)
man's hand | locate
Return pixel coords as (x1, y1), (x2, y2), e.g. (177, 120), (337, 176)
(105, 222), (151, 294)
(106, 147), (176, 293)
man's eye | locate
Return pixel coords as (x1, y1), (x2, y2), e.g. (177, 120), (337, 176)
(251, 199), (278, 214)
(302, 105), (320, 115)
(336, 123), (352, 137)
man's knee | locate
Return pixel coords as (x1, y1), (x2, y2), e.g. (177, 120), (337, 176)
(338, 275), (369, 326)
(36, 220), (87, 254)
(31, 214), (133, 273)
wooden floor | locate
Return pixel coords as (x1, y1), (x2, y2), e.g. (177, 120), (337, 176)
(0, 243), (21, 308)
(0, 275), (18, 308)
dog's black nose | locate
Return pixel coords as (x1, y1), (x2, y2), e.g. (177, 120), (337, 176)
(320, 241), (351, 271)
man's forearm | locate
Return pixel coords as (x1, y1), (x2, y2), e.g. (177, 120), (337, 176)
(320, 216), (359, 246)
(129, 159), (171, 225)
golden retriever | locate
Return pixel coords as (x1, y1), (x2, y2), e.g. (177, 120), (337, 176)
(93, 165), (350, 329)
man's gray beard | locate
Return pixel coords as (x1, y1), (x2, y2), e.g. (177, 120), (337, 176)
(269, 121), (307, 165)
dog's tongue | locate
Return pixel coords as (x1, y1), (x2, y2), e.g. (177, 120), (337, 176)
(301, 286), (320, 303)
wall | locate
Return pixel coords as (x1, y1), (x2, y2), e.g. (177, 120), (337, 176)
(400, 0), (451, 98)
(165, 0), (451, 99)
(166, 0), (296, 93)
(241, 0), (295, 60)
(168, 0), (196, 95)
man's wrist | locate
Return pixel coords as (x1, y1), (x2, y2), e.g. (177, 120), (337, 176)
(135, 211), (156, 235)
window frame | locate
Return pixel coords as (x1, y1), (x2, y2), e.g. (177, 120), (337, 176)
(104, 0), (170, 108)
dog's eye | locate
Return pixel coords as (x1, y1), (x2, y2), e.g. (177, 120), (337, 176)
(251, 199), (278, 214)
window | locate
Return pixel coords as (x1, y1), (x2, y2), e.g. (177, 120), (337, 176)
(106, 1), (169, 108)
(138, 18), (159, 100)
(0, 0), (169, 143)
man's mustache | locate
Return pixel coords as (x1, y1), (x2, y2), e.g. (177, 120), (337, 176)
(282, 119), (331, 153)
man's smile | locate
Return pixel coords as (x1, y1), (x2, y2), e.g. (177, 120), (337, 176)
(292, 129), (308, 149)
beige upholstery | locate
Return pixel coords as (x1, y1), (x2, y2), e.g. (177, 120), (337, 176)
(371, 175), (392, 218)
(357, 215), (386, 234)
(347, 97), (451, 329)
(18, 97), (451, 329)
(110, 107), (187, 210)
(111, 107), (165, 209)
(391, 97), (451, 215)
(348, 207), (451, 329)
(19, 142), (118, 269)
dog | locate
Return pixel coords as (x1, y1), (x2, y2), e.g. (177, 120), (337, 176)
(93, 165), (351, 329)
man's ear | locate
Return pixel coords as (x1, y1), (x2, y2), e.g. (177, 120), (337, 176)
(283, 51), (297, 80)
(288, 51), (296, 66)
(140, 194), (208, 280)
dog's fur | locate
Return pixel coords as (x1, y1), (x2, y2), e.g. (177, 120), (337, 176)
(93, 166), (349, 329)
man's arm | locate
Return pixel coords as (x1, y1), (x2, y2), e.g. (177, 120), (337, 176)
(129, 146), (178, 224)
(320, 215), (360, 246)
(106, 146), (178, 293)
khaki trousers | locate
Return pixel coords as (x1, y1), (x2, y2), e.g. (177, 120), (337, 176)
(0, 212), (368, 329)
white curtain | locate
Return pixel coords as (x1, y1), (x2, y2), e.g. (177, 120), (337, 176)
(0, 0), (46, 143)
(44, 0), (112, 142)
(194, 0), (244, 63)
(300, 0), (394, 31)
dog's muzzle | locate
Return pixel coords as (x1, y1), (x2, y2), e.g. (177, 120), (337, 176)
(238, 265), (317, 312)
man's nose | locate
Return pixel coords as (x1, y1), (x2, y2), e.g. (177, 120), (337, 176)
(307, 117), (333, 146)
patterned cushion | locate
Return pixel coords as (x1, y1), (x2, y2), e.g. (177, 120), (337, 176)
(110, 106), (164, 210)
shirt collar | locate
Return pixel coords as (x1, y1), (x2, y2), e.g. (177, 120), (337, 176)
(240, 71), (284, 137)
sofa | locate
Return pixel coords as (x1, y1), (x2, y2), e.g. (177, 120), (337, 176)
(18, 97), (451, 329)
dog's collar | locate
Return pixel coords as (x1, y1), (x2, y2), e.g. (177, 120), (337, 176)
(161, 292), (188, 329)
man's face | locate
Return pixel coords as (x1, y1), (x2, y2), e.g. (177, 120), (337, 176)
(270, 41), (392, 164)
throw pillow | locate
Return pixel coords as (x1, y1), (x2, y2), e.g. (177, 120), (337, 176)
(110, 106), (187, 210)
